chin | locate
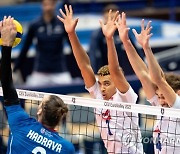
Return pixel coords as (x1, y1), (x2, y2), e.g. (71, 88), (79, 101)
(161, 104), (169, 108)
(103, 97), (108, 100)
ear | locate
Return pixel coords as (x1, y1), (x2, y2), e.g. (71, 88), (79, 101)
(177, 90), (180, 96)
(37, 107), (42, 116)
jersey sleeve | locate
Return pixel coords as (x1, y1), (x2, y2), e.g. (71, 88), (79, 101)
(69, 143), (75, 154)
(85, 81), (102, 99)
(172, 95), (180, 109)
(117, 86), (138, 104)
(5, 104), (34, 129)
(147, 94), (159, 106)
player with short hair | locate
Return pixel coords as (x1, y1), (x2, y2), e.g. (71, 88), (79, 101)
(115, 13), (180, 153)
(57, 5), (143, 153)
(0, 16), (75, 154)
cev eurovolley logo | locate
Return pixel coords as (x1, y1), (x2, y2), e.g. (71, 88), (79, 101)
(40, 128), (46, 134)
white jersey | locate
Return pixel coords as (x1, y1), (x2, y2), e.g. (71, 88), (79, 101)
(86, 82), (143, 154)
(148, 94), (180, 154)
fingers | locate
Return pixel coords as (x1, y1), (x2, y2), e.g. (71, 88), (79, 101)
(59, 9), (66, 18)
(141, 19), (145, 31)
(132, 28), (138, 37)
(2, 16), (14, 27)
(69, 5), (73, 15)
(122, 12), (126, 25)
(99, 19), (103, 28)
(108, 9), (112, 22)
(145, 20), (152, 30)
(146, 33), (153, 43)
(125, 27), (130, 35)
(115, 14), (121, 27)
(64, 4), (70, 16)
(112, 11), (119, 22)
(148, 33), (153, 39)
(147, 26), (153, 34)
(0, 21), (2, 32)
(57, 15), (64, 23)
(74, 18), (79, 27)
(115, 12), (126, 27)
(3, 16), (7, 26)
(58, 4), (73, 20)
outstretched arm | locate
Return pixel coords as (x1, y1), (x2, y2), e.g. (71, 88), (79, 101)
(133, 19), (176, 106)
(57, 4), (96, 88)
(0, 16), (19, 106)
(100, 11), (129, 93)
(116, 17), (156, 99)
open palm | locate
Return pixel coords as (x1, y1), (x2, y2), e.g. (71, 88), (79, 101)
(57, 5), (78, 34)
(116, 12), (129, 42)
(132, 19), (153, 48)
(1, 16), (17, 46)
(100, 10), (119, 39)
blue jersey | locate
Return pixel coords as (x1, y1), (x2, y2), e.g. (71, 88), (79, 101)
(5, 104), (75, 154)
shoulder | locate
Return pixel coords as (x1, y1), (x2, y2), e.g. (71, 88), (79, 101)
(60, 138), (75, 153)
(117, 86), (137, 97)
(85, 81), (102, 99)
(116, 86), (138, 103)
(29, 16), (43, 28)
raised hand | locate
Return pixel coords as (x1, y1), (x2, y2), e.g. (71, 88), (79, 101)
(57, 4), (78, 34)
(132, 19), (153, 49)
(100, 10), (119, 39)
(1, 16), (17, 47)
(0, 20), (2, 33)
(115, 12), (130, 42)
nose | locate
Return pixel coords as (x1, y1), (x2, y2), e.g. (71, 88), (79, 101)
(100, 85), (105, 92)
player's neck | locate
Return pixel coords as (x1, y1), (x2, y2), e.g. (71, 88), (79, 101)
(43, 124), (56, 132)
(43, 13), (54, 23)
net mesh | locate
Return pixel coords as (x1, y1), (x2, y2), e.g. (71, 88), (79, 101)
(0, 88), (180, 154)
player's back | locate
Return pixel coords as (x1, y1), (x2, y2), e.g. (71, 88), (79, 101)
(5, 105), (75, 154)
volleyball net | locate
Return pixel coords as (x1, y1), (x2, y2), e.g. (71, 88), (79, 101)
(0, 87), (180, 153)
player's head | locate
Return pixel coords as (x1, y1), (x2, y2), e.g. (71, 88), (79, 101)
(97, 65), (116, 100)
(165, 72), (180, 94)
(102, 4), (119, 24)
(37, 95), (68, 129)
(42, 0), (57, 15)
(155, 72), (180, 107)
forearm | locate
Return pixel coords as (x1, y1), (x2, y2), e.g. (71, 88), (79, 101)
(0, 46), (19, 106)
(123, 39), (149, 78)
(107, 37), (129, 92)
(106, 37), (120, 71)
(122, 39), (156, 98)
(68, 32), (91, 69)
(143, 45), (164, 84)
